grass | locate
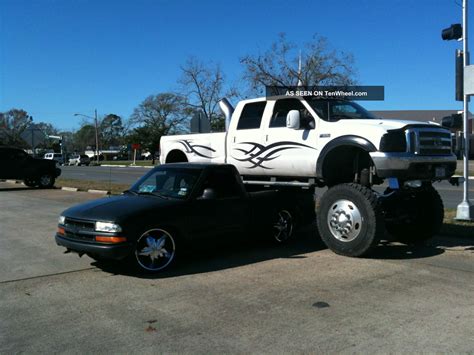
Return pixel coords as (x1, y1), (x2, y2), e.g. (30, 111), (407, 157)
(56, 178), (130, 195)
(441, 208), (474, 239)
(99, 160), (156, 166)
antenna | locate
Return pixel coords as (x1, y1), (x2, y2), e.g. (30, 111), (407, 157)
(297, 50), (303, 87)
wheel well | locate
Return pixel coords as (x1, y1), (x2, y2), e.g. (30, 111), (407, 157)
(165, 150), (188, 163)
(321, 146), (373, 186)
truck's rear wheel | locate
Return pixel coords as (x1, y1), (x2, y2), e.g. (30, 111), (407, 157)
(317, 183), (384, 257)
(385, 185), (443, 245)
(272, 209), (294, 243)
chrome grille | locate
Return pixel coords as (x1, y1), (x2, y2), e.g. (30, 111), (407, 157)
(405, 128), (452, 155)
(64, 218), (95, 232)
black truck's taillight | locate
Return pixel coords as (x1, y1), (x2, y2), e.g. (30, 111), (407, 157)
(380, 130), (407, 152)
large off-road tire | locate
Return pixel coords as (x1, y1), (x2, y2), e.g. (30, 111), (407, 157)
(317, 183), (385, 257)
(37, 174), (55, 188)
(130, 228), (178, 273)
(385, 185), (444, 245)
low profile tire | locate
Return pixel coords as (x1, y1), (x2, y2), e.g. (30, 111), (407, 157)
(317, 183), (385, 257)
(133, 228), (177, 273)
(38, 174), (55, 188)
(23, 178), (38, 187)
(386, 185), (444, 245)
(273, 209), (294, 243)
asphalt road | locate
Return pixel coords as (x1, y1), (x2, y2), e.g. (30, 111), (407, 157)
(60, 165), (474, 209)
(1, 183), (474, 352)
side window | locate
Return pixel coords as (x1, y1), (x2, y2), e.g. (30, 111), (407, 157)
(12, 150), (27, 160)
(270, 99), (315, 129)
(237, 102), (266, 130)
(201, 169), (242, 199)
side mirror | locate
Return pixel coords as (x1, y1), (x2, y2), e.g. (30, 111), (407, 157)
(286, 110), (300, 129)
(441, 114), (463, 129)
(199, 187), (217, 200)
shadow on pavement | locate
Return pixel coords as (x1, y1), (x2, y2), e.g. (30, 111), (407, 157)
(0, 186), (33, 192)
(92, 223), (455, 278)
(94, 225), (326, 278)
(368, 242), (445, 260)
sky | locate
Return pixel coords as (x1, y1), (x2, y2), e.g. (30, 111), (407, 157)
(0, 0), (470, 131)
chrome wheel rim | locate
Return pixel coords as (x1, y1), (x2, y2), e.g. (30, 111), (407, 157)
(327, 199), (362, 242)
(273, 210), (293, 242)
(135, 229), (175, 271)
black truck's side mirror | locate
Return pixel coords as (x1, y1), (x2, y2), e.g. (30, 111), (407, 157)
(441, 114), (463, 129)
(199, 188), (217, 200)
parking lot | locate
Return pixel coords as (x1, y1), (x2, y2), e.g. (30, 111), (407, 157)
(1, 182), (474, 352)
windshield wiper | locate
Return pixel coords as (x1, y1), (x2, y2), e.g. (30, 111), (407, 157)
(123, 189), (138, 195)
(136, 190), (170, 199)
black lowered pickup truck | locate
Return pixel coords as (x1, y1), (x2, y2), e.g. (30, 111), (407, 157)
(56, 163), (314, 273)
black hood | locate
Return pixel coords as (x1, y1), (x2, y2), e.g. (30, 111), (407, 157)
(62, 194), (183, 223)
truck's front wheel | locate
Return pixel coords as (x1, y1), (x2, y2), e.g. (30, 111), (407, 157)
(385, 185), (443, 245)
(317, 183), (384, 257)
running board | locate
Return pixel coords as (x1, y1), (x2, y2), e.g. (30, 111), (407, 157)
(243, 178), (316, 188)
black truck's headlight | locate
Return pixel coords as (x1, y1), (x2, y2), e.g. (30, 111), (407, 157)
(380, 130), (407, 152)
(95, 221), (122, 233)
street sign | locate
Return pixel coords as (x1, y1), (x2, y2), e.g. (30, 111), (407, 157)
(132, 143), (141, 150)
(20, 124), (47, 148)
(464, 64), (474, 96)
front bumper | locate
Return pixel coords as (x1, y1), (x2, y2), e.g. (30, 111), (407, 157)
(370, 152), (457, 180)
(55, 234), (132, 260)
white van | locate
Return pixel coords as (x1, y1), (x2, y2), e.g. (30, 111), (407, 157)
(44, 152), (64, 165)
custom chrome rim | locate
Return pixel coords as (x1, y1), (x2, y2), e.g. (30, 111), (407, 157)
(327, 199), (362, 242)
(273, 210), (293, 242)
(135, 229), (175, 271)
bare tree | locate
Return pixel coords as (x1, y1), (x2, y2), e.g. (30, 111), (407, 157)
(0, 109), (32, 147)
(179, 57), (226, 131)
(240, 33), (357, 96)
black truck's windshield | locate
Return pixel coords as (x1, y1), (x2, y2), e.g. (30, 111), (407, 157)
(129, 167), (201, 199)
(306, 99), (377, 121)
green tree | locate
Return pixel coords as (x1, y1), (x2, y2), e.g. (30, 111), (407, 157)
(129, 93), (190, 163)
(74, 124), (96, 152)
(100, 114), (125, 148)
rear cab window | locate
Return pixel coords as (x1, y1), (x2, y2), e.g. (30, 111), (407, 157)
(237, 102), (266, 130)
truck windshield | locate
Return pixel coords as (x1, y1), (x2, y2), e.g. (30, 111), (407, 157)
(307, 99), (377, 121)
(128, 167), (201, 199)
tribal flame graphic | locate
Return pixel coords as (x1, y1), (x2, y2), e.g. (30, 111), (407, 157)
(178, 140), (216, 159)
(232, 141), (315, 169)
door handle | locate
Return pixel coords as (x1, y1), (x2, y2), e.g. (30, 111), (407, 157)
(233, 136), (236, 143)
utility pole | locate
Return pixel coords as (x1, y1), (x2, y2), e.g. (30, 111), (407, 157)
(94, 109), (99, 164)
(457, 0), (473, 220)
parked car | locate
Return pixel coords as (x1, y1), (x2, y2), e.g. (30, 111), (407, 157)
(0, 146), (61, 188)
(55, 163), (314, 273)
(44, 152), (64, 165)
(68, 154), (91, 166)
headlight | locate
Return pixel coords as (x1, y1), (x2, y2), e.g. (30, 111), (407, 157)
(58, 215), (65, 225)
(380, 130), (407, 152)
(95, 221), (122, 233)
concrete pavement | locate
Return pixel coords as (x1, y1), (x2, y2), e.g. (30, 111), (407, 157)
(1, 183), (474, 352)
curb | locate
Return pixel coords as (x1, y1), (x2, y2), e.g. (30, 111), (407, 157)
(100, 164), (154, 169)
(87, 189), (109, 194)
(61, 186), (79, 192)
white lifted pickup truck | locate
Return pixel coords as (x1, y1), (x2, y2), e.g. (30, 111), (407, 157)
(160, 96), (457, 257)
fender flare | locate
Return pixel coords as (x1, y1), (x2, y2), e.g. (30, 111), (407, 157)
(316, 135), (377, 178)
